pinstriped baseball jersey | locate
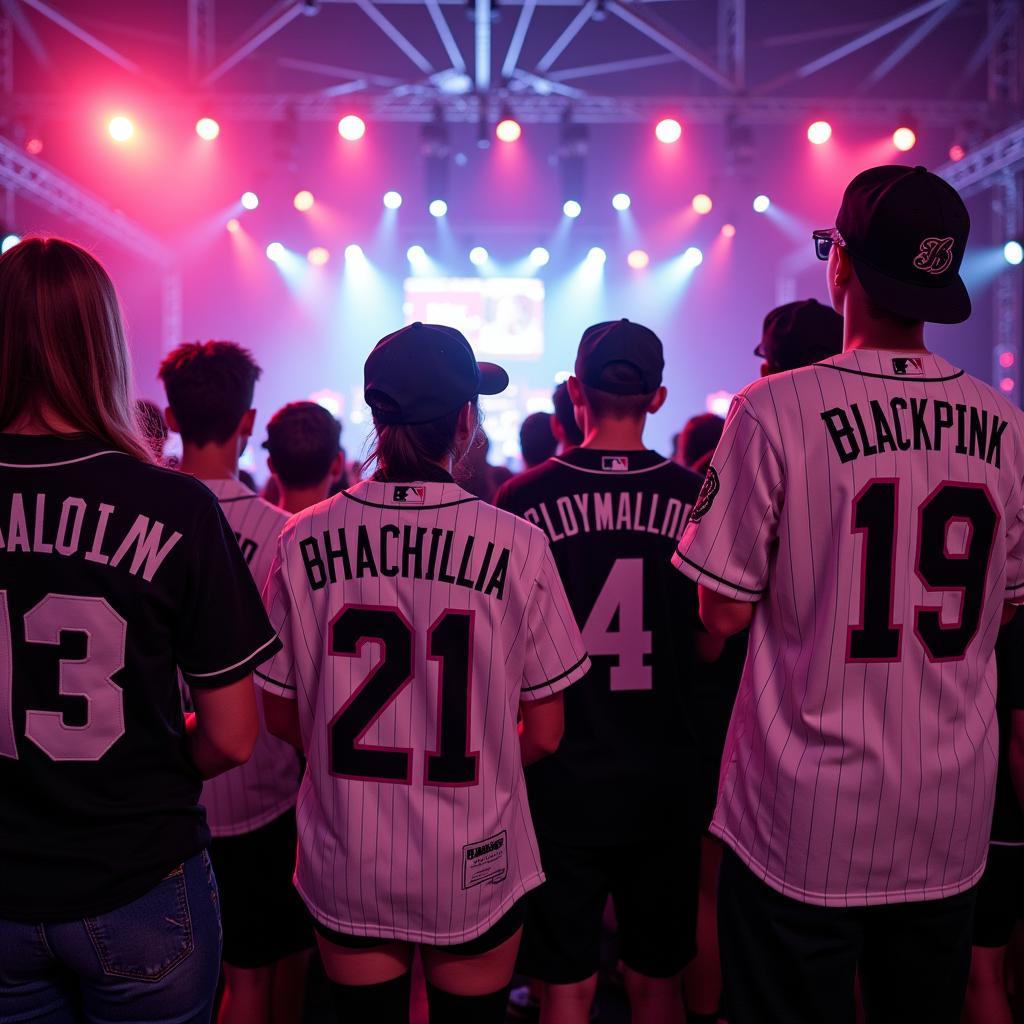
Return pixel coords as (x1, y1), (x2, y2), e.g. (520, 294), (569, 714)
(674, 348), (1024, 907)
(200, 479), (300, 837)
(255, 476), (590, 944)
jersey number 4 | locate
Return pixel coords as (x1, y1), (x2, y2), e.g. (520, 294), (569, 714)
(329, 606), (479, 786)
(581, 558), (652, 691)
(0, 592), (126, 762)
(848, 480), (998, 663)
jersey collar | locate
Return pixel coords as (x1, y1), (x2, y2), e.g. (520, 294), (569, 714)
(552, 448), (669, 476)
(821, 349), (963, 383)
(201, 477), (260, 503)
(346, 478), (478, 511)
(0, 433), (121, 468)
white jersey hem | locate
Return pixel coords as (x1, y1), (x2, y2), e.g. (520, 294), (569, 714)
(296, 871), (545, 945)
(711, 823), (987, 908)
(207, 795), (298, 839)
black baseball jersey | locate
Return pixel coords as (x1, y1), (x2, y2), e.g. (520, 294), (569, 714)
(496, 448), (703, 844)
(0, 434), (280, 922)
(991, 607), (1024, 845)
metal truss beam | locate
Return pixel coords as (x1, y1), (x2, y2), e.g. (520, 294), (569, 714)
(201, 0), (305, 86)
(0, 138), (172, 264)
(936, 119), (1024, 196)
(860, 0), (960, 91)
(502, 0), (535, 80)
(608, 0), (735, 91)
(717, 0), (745, 89)
(17, 0), (140, 73)
(352, 0), (433, 75)
(987, 0), (1021, 104)
(11, 91), (982, 126)
(1, 0), (48, 70)
(547, 52), (677, 82)
(755, 0), (950, 94)
(475, 0), (490, 91)
(424, 0), (465, 73)
(535, 0), (596, 73)
(187, 0), (215, 82)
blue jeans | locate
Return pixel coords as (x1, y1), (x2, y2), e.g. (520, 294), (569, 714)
(0, 850), (222, 1023)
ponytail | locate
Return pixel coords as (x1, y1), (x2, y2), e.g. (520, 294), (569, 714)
(364, 401), (478, 481)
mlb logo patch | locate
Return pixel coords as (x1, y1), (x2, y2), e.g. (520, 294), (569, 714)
(602, 456), (629, 472)
(392, 485), (426, 504)
(892, 357), (924, 376)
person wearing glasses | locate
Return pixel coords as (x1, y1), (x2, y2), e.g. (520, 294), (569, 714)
(672, 165), (1024, 1023)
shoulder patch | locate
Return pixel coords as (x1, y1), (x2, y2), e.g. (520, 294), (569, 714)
(689, 467), (719, 523)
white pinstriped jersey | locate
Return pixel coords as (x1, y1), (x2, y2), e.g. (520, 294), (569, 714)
(200, 479), (300, 837)
(255, 477), (590, 944)
(675, 349), (1024, 907)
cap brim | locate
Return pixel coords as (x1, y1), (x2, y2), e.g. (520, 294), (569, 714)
(851, 255), (971, 325)
(478, 362), (510, 396)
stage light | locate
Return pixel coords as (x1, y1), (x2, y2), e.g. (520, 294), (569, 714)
(721, 223), (736, 238)
(627, 249), (649, 270)
(345, 244), (364, 261)
(1001, 378), (1015, 393)
(530, 246), (550, 266)
(1000, 352), (1016, 369)
(753, 194), (770, 213)
(893, 126), (916, 152)
(949, 144), (965, 162)
(563, 199), (582, 219)
(429, 199), (448, 218)
(692, 193), (713, 215)
(1, 234), (21, 253)
(469, 246), (488, 266)
(496, 118), (522, 143)
(338, 115), (366, 141)
(240, 191), (259, 210)
(25, 138), (43, 155)
(226, 218), (240, 233)
(407, 244), (426, 262)
(1005, 241), (1024, 266)
(587, 246), (606, 265)
(807, 120), (832, 145)
(293, 190), (315, 212)
(655, 118), (682, 144)
(383, 190), (403, 210)
(108, 116), (134, 142)
(612, 193), (631, 211)
(195, 117), (220, 141)
(682, 246), (704, 269)
(266, 242), (285, 263)
(307, 246), (330, 266)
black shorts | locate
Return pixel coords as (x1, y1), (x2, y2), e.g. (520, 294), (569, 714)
(518, 830), (700, 984)
(208, 810), (313, 969)
(313, 900), (525, 955)
(973, 844), (1024, 948)
(718, 847), (976, 1024)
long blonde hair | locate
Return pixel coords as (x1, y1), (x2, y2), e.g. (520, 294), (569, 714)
(0, 237), (151, 461)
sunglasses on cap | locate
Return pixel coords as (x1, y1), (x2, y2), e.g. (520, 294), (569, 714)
(812, 227), (846, 261)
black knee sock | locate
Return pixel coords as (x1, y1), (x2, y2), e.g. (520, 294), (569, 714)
(329, 973), (411, 1024)
(425, 980), (510, 1024)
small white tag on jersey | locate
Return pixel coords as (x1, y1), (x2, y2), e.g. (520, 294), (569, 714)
(391, 485), (426, 504)
(462, 830), (508, 889)
(602, 456), (629, 472)
(892, 357), (924, 376)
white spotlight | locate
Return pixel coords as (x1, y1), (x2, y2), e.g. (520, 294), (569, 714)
(469, 246), (488, 266)
(530, 246), (550, 266)
(587, 246), (607, 265)
(682, 246), (704, 269)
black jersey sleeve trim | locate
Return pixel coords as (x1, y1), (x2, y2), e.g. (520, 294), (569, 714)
(255, 669), (296, 691)
(823, 364), (965, 384)
(341, 491), (481, 512)
(674, 553), (765, 596)
(182, 634), (283, 688)
(1007, 579), (1024, 593)
(521, 654), (590, 693)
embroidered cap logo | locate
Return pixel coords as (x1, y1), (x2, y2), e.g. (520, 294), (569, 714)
(912, 237), (955, 276)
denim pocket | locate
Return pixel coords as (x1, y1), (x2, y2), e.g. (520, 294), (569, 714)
(85, 864), (195, 981)
(202, 849), (223, 947)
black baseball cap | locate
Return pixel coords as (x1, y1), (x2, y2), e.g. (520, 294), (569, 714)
(364, 322), (508, 425)
(575, 319), (664, 395)
(835, 164), (971, 325)
(754, 299), (843, 371)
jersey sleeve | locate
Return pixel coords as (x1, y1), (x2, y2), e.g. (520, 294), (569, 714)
(253, 540), (303, 700)
(176, 500), (282, 690)
(519, 543), (591, 702)
(1005, 502), (1024, 604)
(672, 397), (784, 602)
